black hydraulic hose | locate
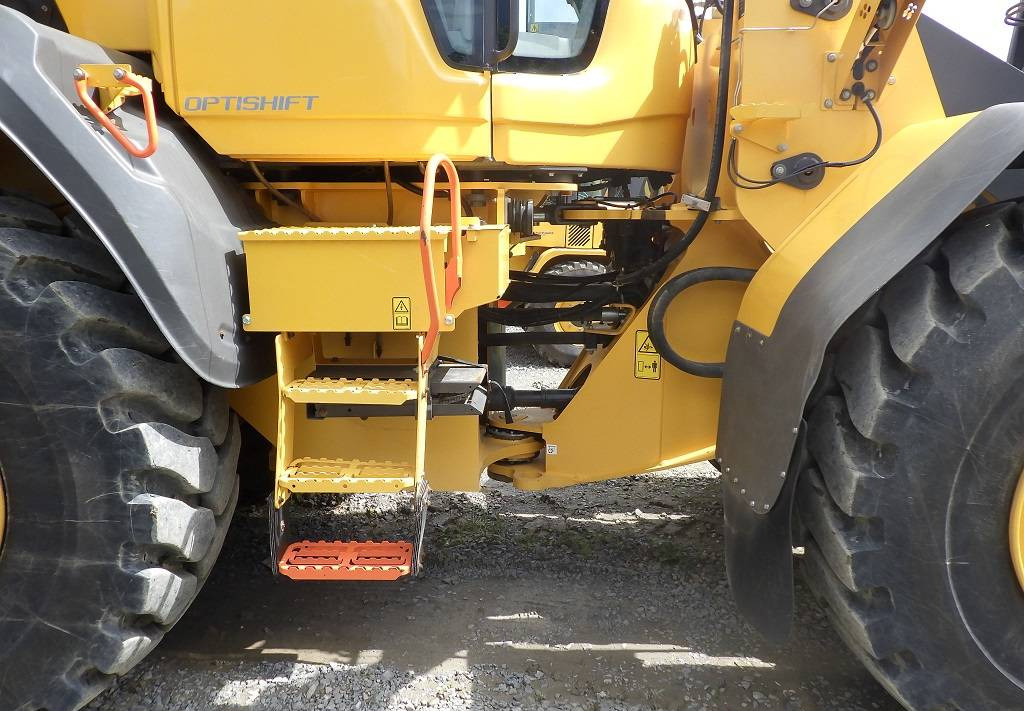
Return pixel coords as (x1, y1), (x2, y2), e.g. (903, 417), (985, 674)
(643, 0), (737, 375)
(617, 0), (734, 287)
(647, 267), (755, 378)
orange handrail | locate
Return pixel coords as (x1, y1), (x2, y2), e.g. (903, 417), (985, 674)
(73, 66), (159, 159)
(418, 154), (464, 365)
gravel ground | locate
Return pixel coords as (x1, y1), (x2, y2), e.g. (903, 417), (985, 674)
(87, 348), (900, 711)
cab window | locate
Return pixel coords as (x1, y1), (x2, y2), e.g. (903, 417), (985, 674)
(499, 0), (609, 74)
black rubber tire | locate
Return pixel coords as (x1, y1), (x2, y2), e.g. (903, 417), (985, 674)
(0, 196), (240, 711)
(527, 259), (606, 367)
(798, 201), (1024, 710)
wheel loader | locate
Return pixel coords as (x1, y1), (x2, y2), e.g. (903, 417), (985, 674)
(1, 0), (1023, 709)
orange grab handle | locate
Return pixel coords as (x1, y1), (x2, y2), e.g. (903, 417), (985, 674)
(73, 67), (158, 159)
(418, 154), (464, 366)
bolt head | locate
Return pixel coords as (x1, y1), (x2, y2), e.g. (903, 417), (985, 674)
(772, 164), (788, 178)
(444, 314), (455, 326)
(112, 68), (127, 80)
(242, 314), (252, 326)
(864, 89), (877, 101)
(740, 488), (747, 495)
(73, 67), (86, 81)
(763, 504), (771, 511)
(888, 75), (897, 85)
(826, 52), (838, 63)
(749, 500), (757, 508)
(824, 98), (835, 109)
(840, 89), (853, 101)
(865, 59), (879, 72)
(733, 123), (744, 134)
(777, 143), (789, 153)
(798, 0), (814, 6)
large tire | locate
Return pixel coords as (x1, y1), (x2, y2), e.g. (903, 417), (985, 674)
(0, 196), (240, 711)
(527, 258), (606, 367)
(798, 202), (1024, 709)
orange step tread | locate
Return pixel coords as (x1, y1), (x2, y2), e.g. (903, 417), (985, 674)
(278, 540), (413, 581)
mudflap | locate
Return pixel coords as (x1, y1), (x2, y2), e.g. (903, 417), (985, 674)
(723, 429), (806, 643)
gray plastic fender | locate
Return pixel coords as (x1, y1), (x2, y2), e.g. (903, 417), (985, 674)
(0, 8), (272, 388)
(716, 102), (1024, 642)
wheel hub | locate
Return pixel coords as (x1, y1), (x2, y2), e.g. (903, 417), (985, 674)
(1011, 467), (1024, 593)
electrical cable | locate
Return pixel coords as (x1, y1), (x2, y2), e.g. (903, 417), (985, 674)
(684, 0), (701, 57)
(728, 99), (883, 191)
(647, 267), (756, 378)
(383, 160), (394, 226)
(249, 161), (320, 222)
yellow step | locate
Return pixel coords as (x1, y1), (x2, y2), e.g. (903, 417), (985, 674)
(284, 377), (416, 406)
(281, 457), (415, 494)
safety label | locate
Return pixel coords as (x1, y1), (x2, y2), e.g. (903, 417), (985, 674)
(634, 330), (661, 380)
(392, 297), (411, 330)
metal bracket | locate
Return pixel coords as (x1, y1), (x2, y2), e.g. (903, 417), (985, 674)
(681, 194), (712, 212)
(827, 0), (925, 110)
(730, 103), (803, 153)
(770, 153), (826, 190)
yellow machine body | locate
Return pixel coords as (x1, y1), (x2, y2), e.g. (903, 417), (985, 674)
(220, 1), (961, 495)
(56, 0), (692, 170)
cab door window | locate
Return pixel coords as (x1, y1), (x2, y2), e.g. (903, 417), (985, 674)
(421, 0), (609, 74)
(502, 0), (609, 73)
(420, 0), (486, 69)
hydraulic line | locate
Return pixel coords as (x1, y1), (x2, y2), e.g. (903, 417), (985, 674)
(509, 0), (734, 297)
(647, 267), (755, 378)
(626, 0), (733, 286)
(641, 0), (737, 374)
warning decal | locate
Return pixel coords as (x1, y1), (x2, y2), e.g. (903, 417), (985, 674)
(392, 297), (411, 330)
(634, 330), (661, 380)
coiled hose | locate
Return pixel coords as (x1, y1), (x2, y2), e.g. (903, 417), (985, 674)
(647, 267), (755, 378)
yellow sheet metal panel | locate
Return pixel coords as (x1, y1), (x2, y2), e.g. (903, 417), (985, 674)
(241, 226), (447, 333)
(736, 113), (971, 338)
(150, 0), (490, 161)
(57, 0), (151, 50)
(241, 223), (507, 334)
(724, 5), (946, 249)
(492, 0), (693, 171)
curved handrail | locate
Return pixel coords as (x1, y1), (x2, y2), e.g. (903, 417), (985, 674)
(418, 154), (464, 365)
(73, 66), (158, 159)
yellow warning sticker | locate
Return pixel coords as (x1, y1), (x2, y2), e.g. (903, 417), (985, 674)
(392, 296), (411, 330)
(634, 330), (661, 380)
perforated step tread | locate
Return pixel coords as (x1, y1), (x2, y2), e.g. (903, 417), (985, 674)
(278, 540), (413, 580)
(285, 377), (416, 405)
(281, 457), (415, 494)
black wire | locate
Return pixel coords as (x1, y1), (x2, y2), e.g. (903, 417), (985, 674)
(728, 99), (883, 191)
(684, 0), (701, 56)
(1007, 2), (1024, 26)
(577, 192), (677, 210)
(697, 1), (722, 41)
